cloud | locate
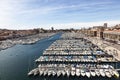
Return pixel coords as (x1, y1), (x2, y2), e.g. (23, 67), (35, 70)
(40, 20), (120, 29)
(8, 20), (118, 30)
(0, 0), (120, 29)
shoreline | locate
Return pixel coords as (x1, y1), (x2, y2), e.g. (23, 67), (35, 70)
(0, 33), (56, 51)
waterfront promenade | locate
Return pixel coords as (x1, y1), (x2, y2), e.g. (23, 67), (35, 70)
(85, 37), (120, 61)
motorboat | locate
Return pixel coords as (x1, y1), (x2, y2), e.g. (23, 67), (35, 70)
(48, 70), (52, 76)
(99, 69), (105, 77)
(34, 68), (39, 76)
(76, 68), (80, 77)
(66, 70), (70, 77)
(28, 69), (35, 76)
(85, 69), (90, 78)
(104, 69), (112, 78)
(113, 69), (119, 78)
(71, 70), (76, 76)
(61, 70), (66, 76)
(57, 71), (61, 77)
(52, 70), (56, 76)
(81, 69), (86, 77)
(95, 69), (100, 77)
(43, 70), (48, 76)
(90, 69), (96, 77)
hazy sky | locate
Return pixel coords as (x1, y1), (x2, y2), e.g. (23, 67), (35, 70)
(0, 0), (120, 29)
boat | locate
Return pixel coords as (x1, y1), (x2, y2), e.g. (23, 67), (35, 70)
(48, 70), (52, 76)
(43, 70), (48, 76)
(85, 69), (91, 78)
(71, 70), (76, 76)
(113, 70), (119, 78)
(81, 69), (86, 77)
(99, 69), (105, 77)
(39, 70), (43, 76)
(104, 69), (112, 78)
(76, 68), (80, 77)
(61, 70), (66, 76)
(66, 70), (70, 77)
(109, 69), (114, 76)
(52, 70), (56, 76)
(90, 69), (96, 77)
(34, 68), (39, 76)
(71, 67), (76, 76)
(28, 69), (35, 76)
(57, 71), (61, 77)
(95, 69), (100, 77)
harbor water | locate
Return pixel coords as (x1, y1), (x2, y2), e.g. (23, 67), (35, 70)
(0, 33), (119, 80)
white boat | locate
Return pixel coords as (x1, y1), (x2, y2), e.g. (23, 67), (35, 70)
(109, 69), (114, 76)
(66, 70), (70, 77)
(39, 70), (43, 76)
(86, 69), (90, 78)
(52, 71), (56, 76)
(48, 71), (52, 76)
(71, 67), (76, 76)
(90, 69), (96, 77)
(34, 69), (39, 76)
(113, 70), (119, 78)
(95, 69), (100, 77)
(76, 68), (80, 77)
(105, 69), (112, 78)
(81, 69), (85, 77)
(99, 69), (105, 77)
(28, 70), (34, 76)
(71, 71), (76, 76)
(57, 71), (61, 77)
(43, 70), (48, 76)
(61, 70), (66, 76)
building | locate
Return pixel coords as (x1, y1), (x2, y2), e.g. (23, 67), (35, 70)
(104, 23), (107, 28)
(103, 30), (120, 44)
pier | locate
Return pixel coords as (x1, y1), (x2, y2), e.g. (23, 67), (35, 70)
(28, 33), (120, 78)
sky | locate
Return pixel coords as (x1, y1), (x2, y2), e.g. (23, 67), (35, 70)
(0, 0), (120, 29)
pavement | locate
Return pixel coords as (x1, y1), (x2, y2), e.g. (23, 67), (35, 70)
(84, 37), (120, 61)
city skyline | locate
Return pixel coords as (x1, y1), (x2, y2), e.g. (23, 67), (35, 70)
(0, 0), (120, 29)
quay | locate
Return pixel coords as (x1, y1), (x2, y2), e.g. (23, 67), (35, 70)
(28, 33), (120, 78)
